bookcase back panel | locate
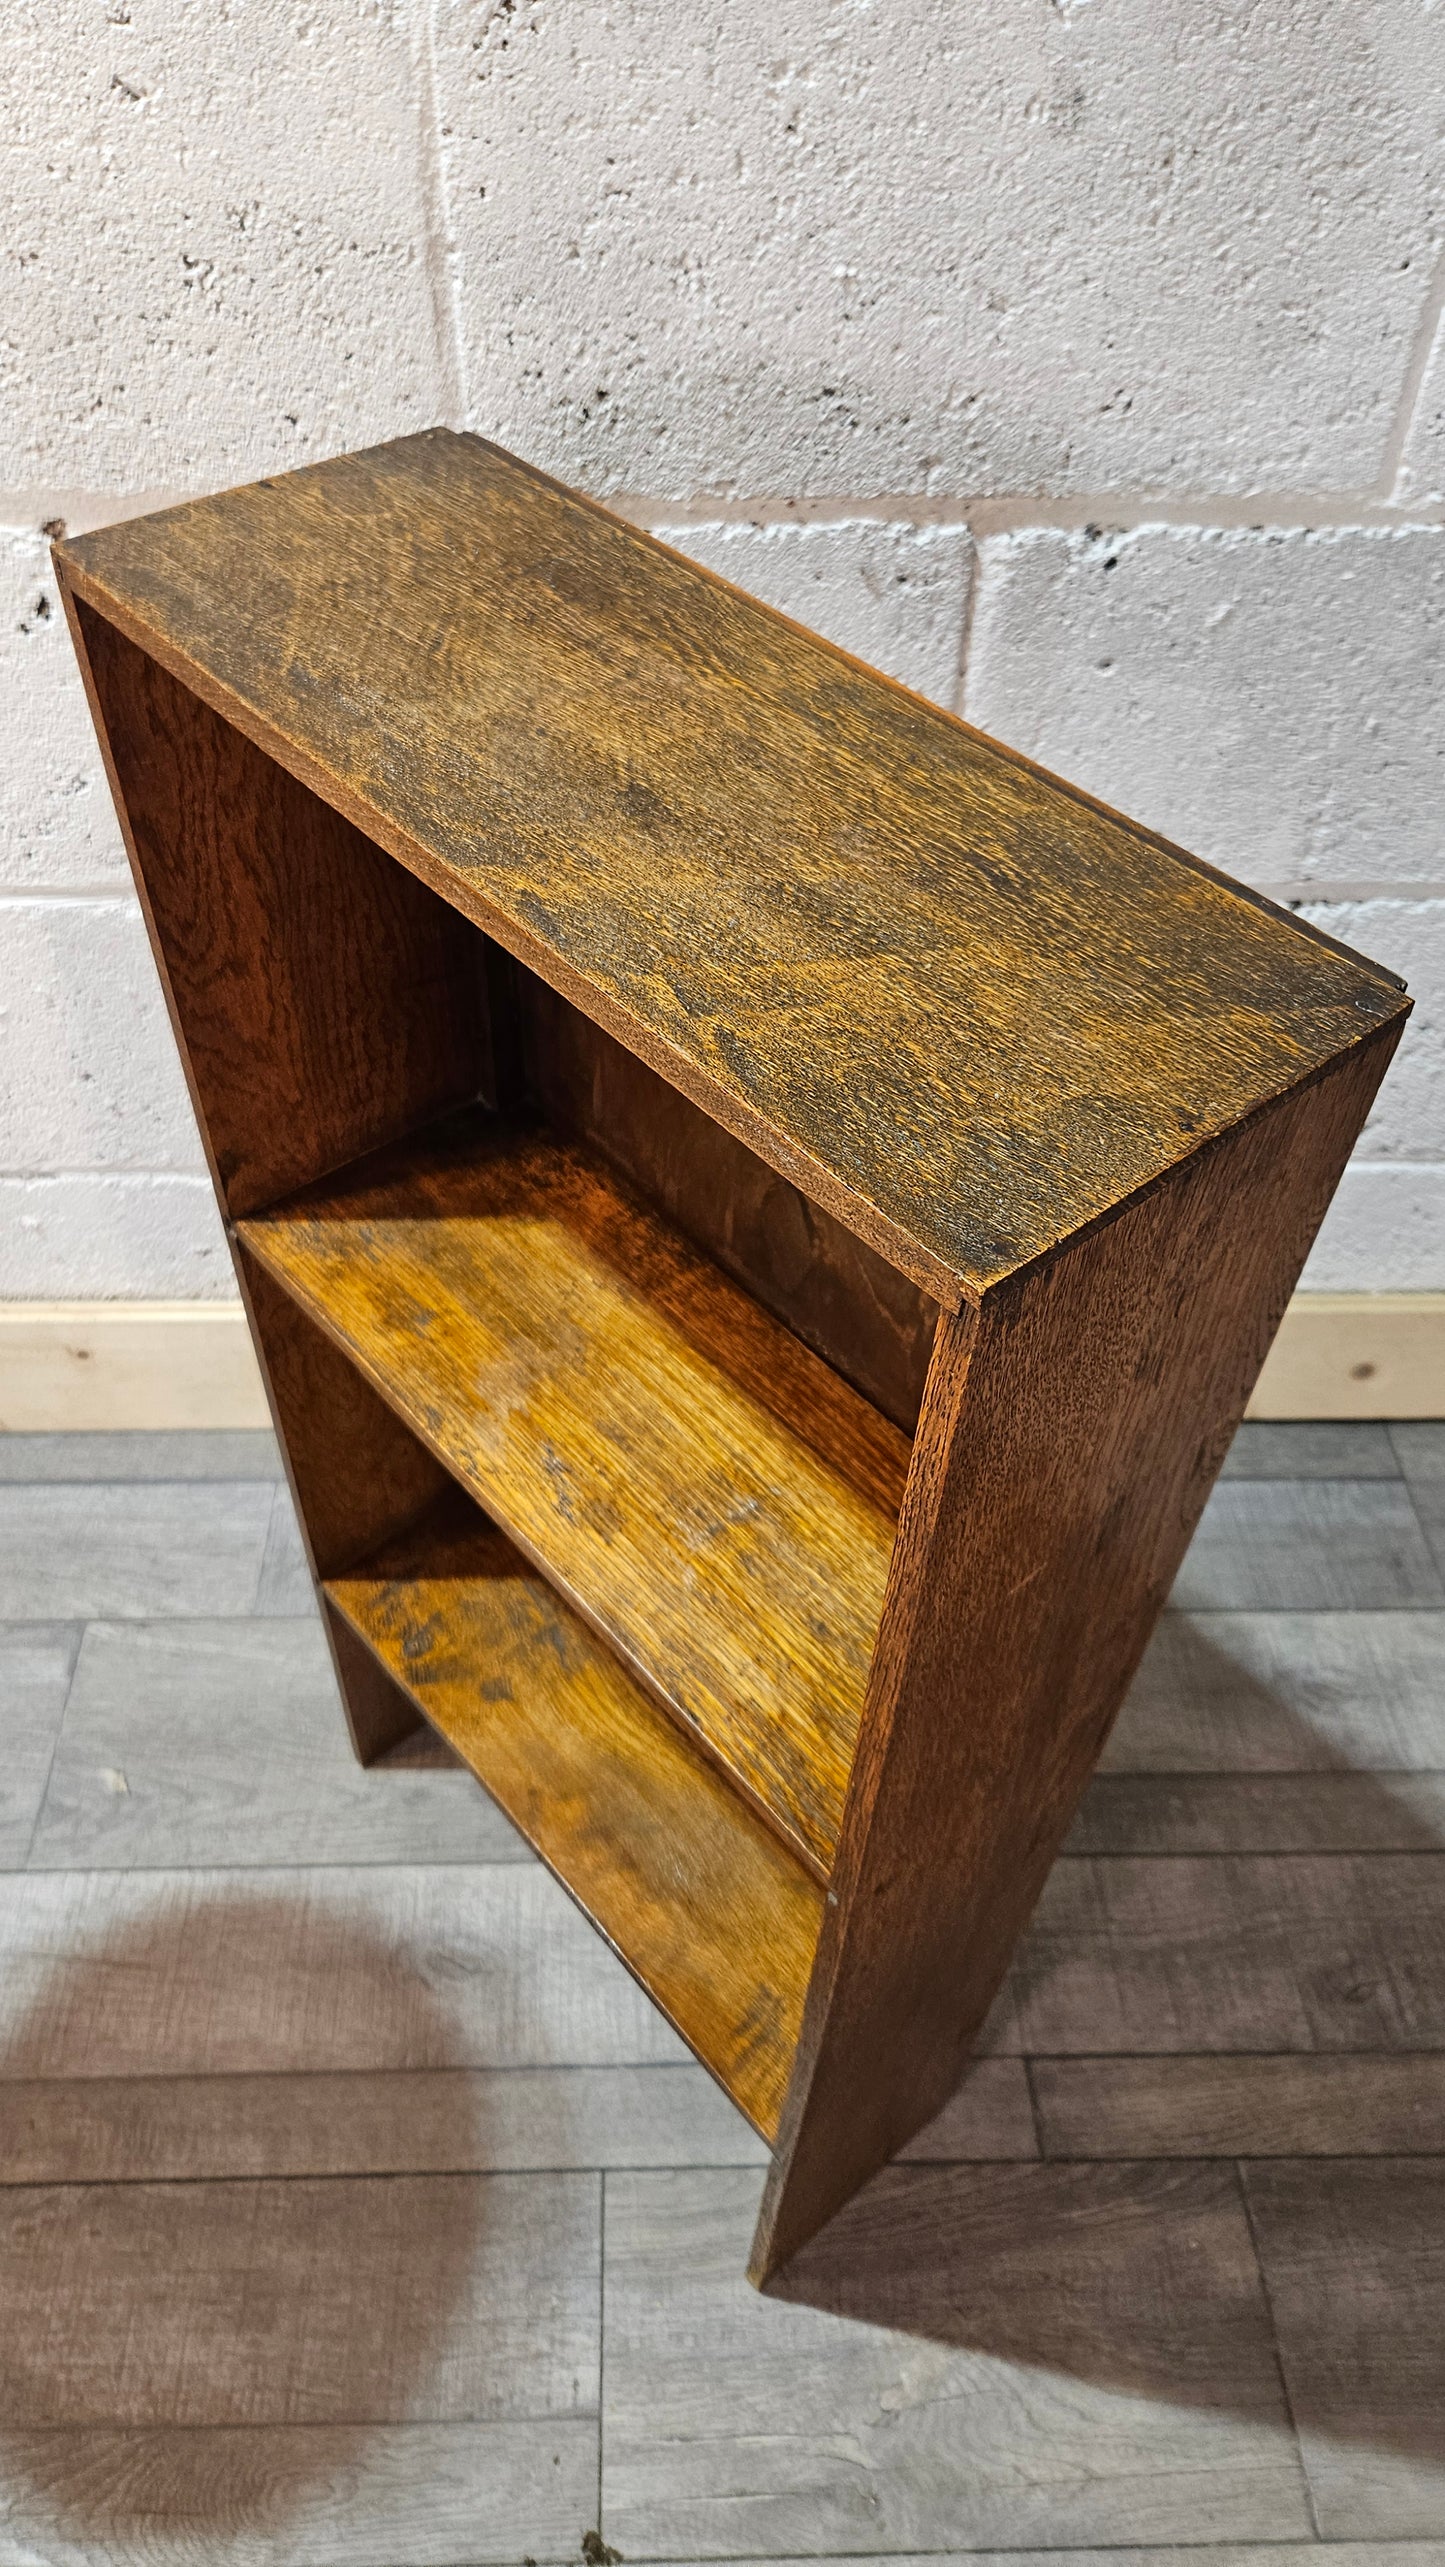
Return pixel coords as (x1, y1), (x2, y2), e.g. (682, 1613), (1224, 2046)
(74, 602), (488, 1217)
(512, 967), (939, 1434)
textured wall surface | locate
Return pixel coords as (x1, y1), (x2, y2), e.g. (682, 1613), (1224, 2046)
(3, 0), (1442, 1297)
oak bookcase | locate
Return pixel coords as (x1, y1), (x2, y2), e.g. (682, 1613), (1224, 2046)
(57, 431), (1408, 2282)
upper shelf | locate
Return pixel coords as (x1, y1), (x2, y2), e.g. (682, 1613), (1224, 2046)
(238, 1109), (907, 1881)
(56, 432), (1408, 1306)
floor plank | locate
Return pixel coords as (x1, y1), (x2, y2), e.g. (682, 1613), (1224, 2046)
(253, 1487), (317, 1616)
(1245, 2158), (1445, 2538)
(0, 2170), (598, 2423)
(1033, 2054), (1445, 2158)
(1391, 1420), (1445, 1483)
(0, 2420), (597, 2566)
(601, 2164), (1311, 2553)
(894, 2057), (1039, 2160)
(0, 1866), (688, 2076)
(1108, 1610), (1445, 1773)
(1066, 1772), (1445, 1855)
(0, 1430), (284, 1482)
(1006, 1853), (1445, 2054)
(0, 2063), (767, 2183)
(636, 2551), (1445, 2566)
(1221, 1421), (1401, 1478)
(1171, 1481), (1444, 1610)
(0, 1483), (274, 1619)
(1394, 1422), (1445, 1581)
(29, 1620), (527, 1868)
(0, 1623), (78, 1867)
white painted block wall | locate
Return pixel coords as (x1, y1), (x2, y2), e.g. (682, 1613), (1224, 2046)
(3, 0), (1442, 1298)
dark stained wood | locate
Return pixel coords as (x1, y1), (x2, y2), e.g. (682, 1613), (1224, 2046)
(518, 981), (938, 1432)
(56, 428), (1413, 2291)
(232, 1252), (453, 1763)
(64, 598), (487, 1219)
(750, 1027), (1403, 2279)
(55, 431), (1405, 1304)
(240, 1110), (906, 1879)
(329, 1487), (823, 2139)
(236, 1254), (451, 1582)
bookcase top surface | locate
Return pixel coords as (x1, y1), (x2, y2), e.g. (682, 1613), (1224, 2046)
(60, 429), (1406, 1304)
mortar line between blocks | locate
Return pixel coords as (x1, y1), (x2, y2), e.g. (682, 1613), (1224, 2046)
(416, 0), (468, 430)
(1381, 242), (1445, 500)
(630, 490), (1445, 535)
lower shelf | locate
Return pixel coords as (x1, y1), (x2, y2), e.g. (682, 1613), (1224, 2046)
(240, 1107), (907, 1881)
(326, 1486), (825, 2141)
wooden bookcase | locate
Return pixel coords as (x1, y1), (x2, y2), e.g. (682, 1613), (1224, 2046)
(57, 431), (1408, 2282)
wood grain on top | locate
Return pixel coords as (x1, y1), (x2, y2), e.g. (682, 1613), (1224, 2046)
(56, 430), (1408, 1304)
(238, 1109), (905, 1881)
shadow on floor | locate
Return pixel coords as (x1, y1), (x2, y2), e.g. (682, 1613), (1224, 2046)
(0, 1893), (489, 2544)
(772, 1613), (1445, 2484)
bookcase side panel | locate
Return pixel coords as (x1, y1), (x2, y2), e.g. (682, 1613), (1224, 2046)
(65, 592), (487, 1218)
(236, 1251), (457, 1761)
(751, 1025), (1401, 2281)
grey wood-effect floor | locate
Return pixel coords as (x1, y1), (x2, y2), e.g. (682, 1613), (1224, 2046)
(0, 1420), (1442, 2566)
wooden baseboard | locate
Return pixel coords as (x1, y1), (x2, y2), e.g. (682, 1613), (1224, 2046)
(1244, 1292), (1445, 1420)
(1, 1293), (1443, 1431)
(0, 1303), (269, 1432)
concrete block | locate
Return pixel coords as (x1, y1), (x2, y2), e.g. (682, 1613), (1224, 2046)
(1, 529), (129, 891)
(1302, 1164), (1445, 1293)
(0, 1177), (233, 1301)
(437, 0), (1444, 500)
(1397, 306), (1445, 505)
(966, 524), (1445, 892)
(1298, 900), (1445, 1164)
(0, 899), (201, 1172)
(3, 0), (446, 490)
(659, 520), (971, 703)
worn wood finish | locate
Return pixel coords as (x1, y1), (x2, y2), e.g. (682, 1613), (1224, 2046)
(750, 1030), (1402, 2278)
(57, 430), (1403, 1304)
(328, 1487), (823, 2138)
(241, 1110), (904, 1877)
(57, 428), (1411, 2290)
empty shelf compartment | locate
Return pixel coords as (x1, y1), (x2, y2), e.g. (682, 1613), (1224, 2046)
(327, 1486), (824, 2137)
(239, 1107), (907, 1879)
